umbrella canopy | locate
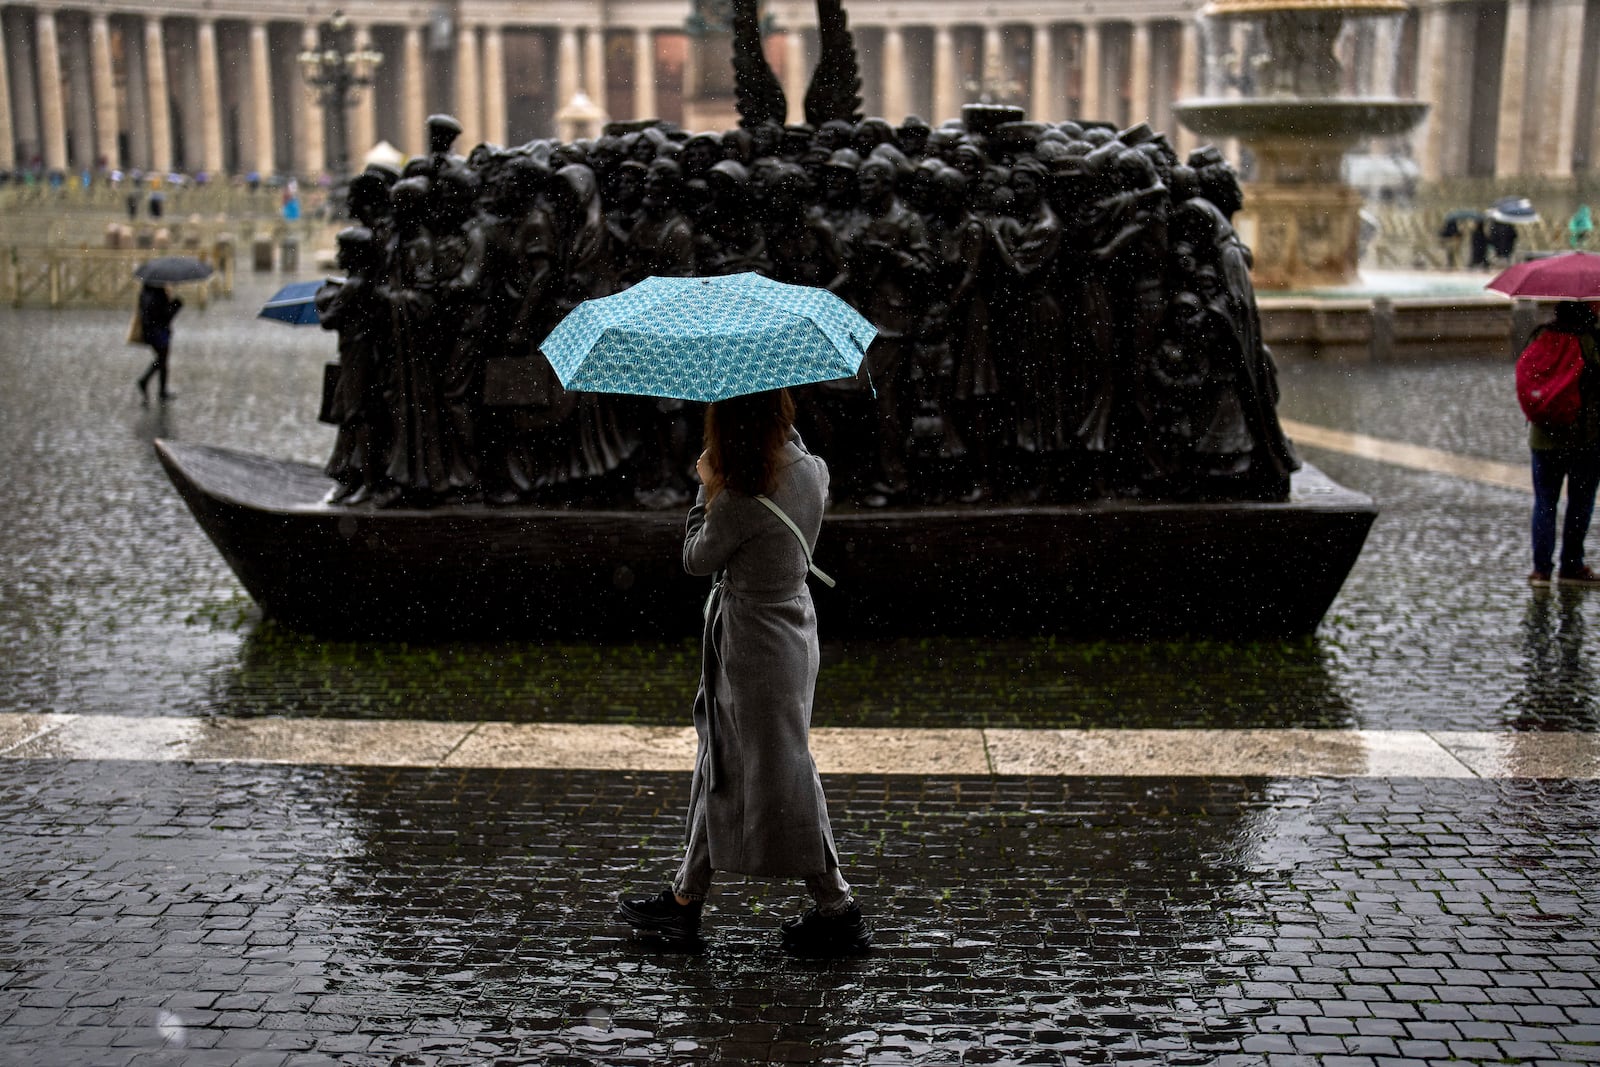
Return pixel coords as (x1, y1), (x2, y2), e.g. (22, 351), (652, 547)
(539, 273), (877, 403)
(1487, 196), (1540, 225)
(258, 279), (335, 326)
(133, 255), (214, 284)
(1486, 252), (1600, 300)
(1443, 208), (1484, 225)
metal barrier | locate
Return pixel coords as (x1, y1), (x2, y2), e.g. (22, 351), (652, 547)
(1, 243), (234, 308)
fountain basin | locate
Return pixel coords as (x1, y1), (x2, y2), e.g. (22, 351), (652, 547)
(1176, 98), (1430, 145)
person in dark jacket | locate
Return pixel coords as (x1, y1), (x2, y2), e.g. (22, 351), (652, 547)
(617, 388), (871, 957)
(136, 282), (182, 402)
(1526, 300), (1600, 586)
(1468, 219), (1490, 269)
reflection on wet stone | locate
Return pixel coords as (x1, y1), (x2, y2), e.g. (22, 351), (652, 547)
(204, 624), (1358, 729)
(1, 761), (1597, 1063)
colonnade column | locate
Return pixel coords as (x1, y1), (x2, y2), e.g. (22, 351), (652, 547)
(1079, 21), (1102, 121)
(144, 16), (172, 174)
(124, 18), (148, 168)
(6, 11), (41, 168)
(64, 13), (93, 168)
(1495, 0), (1529, 178)
(299, 23), (325, 177)
(349, 23), (376, 159)
(195, 19), (223, 174)
(1412, 0), (1449, 181)
(584, 26), (606, 111)
(482, 25), (507, 145)
(882, 26), (906, 123)
(783, 31), (807, 125)
(635, 28), (658, 121)
(1032, 24), (1053, 123)
(454, 23), (480, 147)
(90, 13), (118, 168)
(982, 24), (1003, 100)
(249, 21), (275, 176)
(35, 9), (67, 171)
(402, 24), (425, 157)
(932, 25), (957, 126)
(1174, 18), (1200, 157)
(1129, 19), (1152, 126)
(1547, 0), (1584, 177)
(558, 28), (581, 113)
(0, 16), (14, 170)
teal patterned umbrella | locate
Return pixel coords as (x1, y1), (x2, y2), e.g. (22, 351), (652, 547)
(539, 273), (876, 403)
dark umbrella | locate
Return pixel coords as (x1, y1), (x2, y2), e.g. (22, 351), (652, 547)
(133, 255), (214, 284)
(258, 279), (335, 326)
(1442, 209), (1484, 225)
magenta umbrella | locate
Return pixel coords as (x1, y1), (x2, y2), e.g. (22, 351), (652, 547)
(1486, 251), (1600, 300)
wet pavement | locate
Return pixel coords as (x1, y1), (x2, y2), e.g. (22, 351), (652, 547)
(2, 764), (1597, 1065)
(2, 276), (1600, 1063)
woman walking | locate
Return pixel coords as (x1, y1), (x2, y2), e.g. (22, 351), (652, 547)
(617, 388), (870, 956)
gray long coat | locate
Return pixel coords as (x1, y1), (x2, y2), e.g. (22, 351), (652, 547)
(681, 432), (839, 878)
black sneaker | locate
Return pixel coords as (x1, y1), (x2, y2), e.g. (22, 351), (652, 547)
(780, 900), (872, 958)
(616, 889), (703, 948)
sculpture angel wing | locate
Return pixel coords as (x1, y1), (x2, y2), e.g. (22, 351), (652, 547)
(733, 0), (787, 128)
(803, 0), (863, 127)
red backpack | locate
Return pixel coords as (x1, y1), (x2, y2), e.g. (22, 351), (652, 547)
(1516, 331), (1586, 427)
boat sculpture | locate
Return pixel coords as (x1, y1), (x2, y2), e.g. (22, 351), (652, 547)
(158, 0), (1376, 639)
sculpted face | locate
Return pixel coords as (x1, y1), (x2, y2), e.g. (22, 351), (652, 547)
(857, 160), (895, 204)
(1010, 170), (1040, 214)
(643, 161), (681, 211)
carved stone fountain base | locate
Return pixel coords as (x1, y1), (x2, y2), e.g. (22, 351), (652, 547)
(1177, 98), (1429, 290)
(156, 439), (1376, 641)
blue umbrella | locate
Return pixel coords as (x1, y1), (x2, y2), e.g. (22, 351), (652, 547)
(258, 278), (336, 326)
(539, 273), (876, 403)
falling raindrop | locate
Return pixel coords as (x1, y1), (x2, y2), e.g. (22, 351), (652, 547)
(156, 1009), (188, 1047)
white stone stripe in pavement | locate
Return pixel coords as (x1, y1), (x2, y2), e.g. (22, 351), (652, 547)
(1280, 418), (1530, 492)
(1, 714), (1596, 778)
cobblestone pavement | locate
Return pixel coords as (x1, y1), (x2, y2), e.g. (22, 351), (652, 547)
(2, 761), (1598, 1066)
(5, 283), (1600, 1063)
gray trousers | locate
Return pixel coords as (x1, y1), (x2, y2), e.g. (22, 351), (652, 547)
(672, 788), (852, 914)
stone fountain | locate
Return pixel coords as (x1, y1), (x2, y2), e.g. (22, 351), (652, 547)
(1176, 0), (1428, 289)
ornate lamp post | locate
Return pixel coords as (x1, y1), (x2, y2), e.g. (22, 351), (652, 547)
(297, 10), (383, 178)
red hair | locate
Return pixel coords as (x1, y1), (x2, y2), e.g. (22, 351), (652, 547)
(702, 389), (796, 496)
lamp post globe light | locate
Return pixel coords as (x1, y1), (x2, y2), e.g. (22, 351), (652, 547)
(297, 9), (384, 178)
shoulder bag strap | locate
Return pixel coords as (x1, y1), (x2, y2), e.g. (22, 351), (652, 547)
(754, 495), (836, 588)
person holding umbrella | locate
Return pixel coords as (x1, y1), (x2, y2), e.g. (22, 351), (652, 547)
(131, 255), (210, 403)
(1488, 257), (1600, 586)
(1520, 301), (1600, 587)
(135, 281), (182, 403)
(540, 274), (876, 955)
(614, 387), (871, 955)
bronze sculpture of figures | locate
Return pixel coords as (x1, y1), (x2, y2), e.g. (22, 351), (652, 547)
(311, 14), (1297, 509)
